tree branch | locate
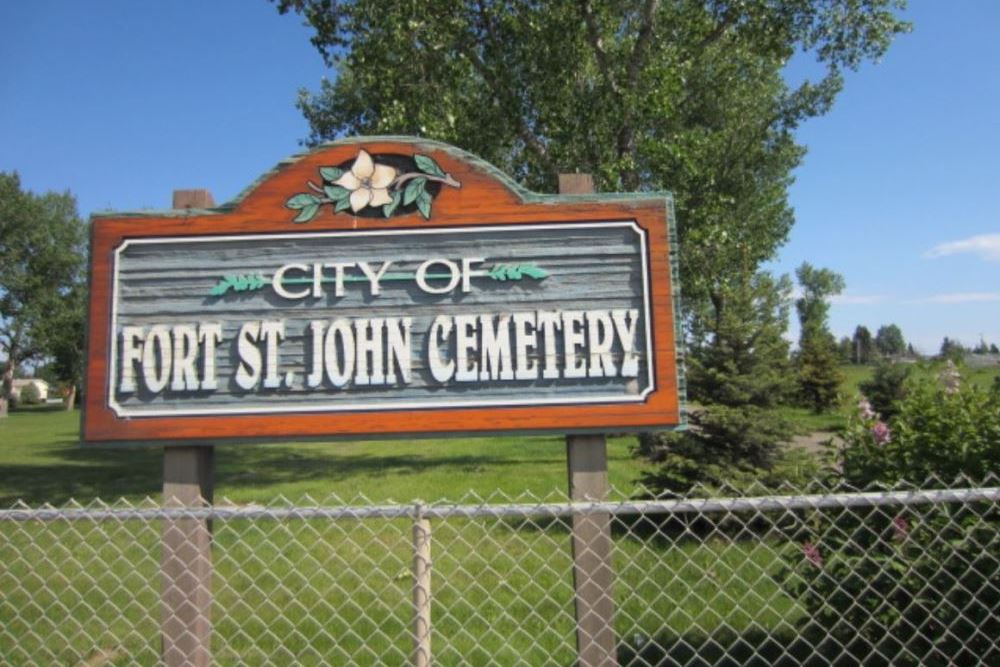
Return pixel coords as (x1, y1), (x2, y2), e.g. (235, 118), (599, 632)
(581, 0), (621, 95)
(625, 0), (661, 90)
(456, 1), (556, 176)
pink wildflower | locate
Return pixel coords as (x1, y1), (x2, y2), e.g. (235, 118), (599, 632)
(858, 398), (876, 421)
(892, 515), (909, 542)
(871, 421), (891, 445)
(802, 542), (823, 568)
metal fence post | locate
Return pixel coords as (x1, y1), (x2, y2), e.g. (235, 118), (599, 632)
(412, 502), (432, 667)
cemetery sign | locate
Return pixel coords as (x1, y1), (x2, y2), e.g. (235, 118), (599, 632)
(82, 138), (683, 444)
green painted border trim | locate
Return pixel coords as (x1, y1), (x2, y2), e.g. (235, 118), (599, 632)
(665, 193), (688, 430)
(90, 136), (673, 219)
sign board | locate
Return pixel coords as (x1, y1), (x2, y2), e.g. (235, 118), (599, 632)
(83, 138), (683, 444)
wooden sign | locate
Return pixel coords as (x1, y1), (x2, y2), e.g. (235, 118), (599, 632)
(82, 138), (683, 444)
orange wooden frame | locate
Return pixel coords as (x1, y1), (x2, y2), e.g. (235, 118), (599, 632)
(82, 139), (682, 445)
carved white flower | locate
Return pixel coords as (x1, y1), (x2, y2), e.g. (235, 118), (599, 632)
(333, 150), (397, 212)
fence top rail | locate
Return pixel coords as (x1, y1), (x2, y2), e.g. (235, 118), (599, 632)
(1, 486), (997, 523)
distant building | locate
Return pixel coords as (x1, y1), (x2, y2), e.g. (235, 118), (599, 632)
(11, 378), (51, 402)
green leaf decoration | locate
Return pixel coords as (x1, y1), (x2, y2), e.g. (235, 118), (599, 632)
(319, 166), (344, 182)
(403, 177), (427, 205)
(414, 154), (445, 177)
(324, 185), (350, 201)
(383, 190), (402, 217)
(487, 263), (548, 281)
(210, 273), (268, 296)
(334, 196), (353, 212)
(286, 193), (320, 210)
(416, 190), (432, 219)
(293, 203), (321, 223)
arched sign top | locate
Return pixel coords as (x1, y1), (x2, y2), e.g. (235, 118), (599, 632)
(94, 136), (672, 225)
(84, 137), (683, 445)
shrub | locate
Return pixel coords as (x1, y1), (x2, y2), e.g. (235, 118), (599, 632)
(839, 376), (999, 486)
(782, 371), (1000, 664)
(636, 405), (812, 495)
(19, 382), (42, 405)
(857, 361), (910, 421)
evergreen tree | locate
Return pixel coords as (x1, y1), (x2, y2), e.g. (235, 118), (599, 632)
(837, 336), (853, 363)
(795, 263), (844, 412)
(639, 271), (796, 492)
(852, 325), (875, 364)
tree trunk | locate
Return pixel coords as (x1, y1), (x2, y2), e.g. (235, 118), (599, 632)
(64, 384), (77, 411)
(0, 361), (13, 419)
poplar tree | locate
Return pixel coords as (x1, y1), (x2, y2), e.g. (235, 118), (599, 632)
(795, 262), (844, 412)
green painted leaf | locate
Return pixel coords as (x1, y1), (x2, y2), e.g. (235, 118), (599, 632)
(403, 177), (427, 205)
(324, 185), (349, 201)
(286, 193), (320, 210)
(334, 196), (353, 212)
(383, 190), (402, 217)
(414, 154), (445, 177)
(519, 264), (549, 279)
(319, 166), (344, 182)
(293, 203), (320, 223)
(416, 190), (432, 219)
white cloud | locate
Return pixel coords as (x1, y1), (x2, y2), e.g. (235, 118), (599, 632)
(924, 233), (1000, 262)
(912, 292), (1000, 304)
(830, 294), (886, 305)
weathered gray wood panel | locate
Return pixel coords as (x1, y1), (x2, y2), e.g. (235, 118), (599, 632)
(110, 223), (654, 416)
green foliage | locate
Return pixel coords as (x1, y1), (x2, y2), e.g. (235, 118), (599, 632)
(851, 325), (875, 364)
(838, 376), (1000, 487)
(938, 336), (966, 363)
(795, 263), (844, 412)
(782, 368), (1000, 666)
(782, 504), (999, 665)
(18, 382), (41, 406)
(874, 323), (905, 357)
(687, 271), (794, 406)
(0, 173), (87, 415)
(636, 404), (804, 495)
(274, 0), (909, 350)
(640, 271), (801, 494)
(858, 360), (911, 421)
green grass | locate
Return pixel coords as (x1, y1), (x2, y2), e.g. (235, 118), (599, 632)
(0, 407), (656, 506)
(769, 361), (1000, 434)
(0, 407), (813, 664)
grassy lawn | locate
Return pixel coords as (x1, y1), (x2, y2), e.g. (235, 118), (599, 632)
(0, 408), (810, 664)
(3, 360), (995, 663)
(0, 407), (657, 506)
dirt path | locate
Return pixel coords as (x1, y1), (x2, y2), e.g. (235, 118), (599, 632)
(789, 431), (841, 455)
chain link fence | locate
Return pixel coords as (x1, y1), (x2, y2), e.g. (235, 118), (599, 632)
(2, 477), (998, 665)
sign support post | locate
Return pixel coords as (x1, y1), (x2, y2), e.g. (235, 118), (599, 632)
(560, 173), (618, 666)
(160, 190), (217, 667)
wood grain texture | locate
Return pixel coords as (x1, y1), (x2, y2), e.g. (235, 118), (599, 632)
(83, 138), (682, 445)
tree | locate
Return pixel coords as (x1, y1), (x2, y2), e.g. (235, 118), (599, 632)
(991, 343), (999, 355)
(275, 0), (909, 359)
(874, 323), (905, 357)
(836, 335), (853, 364)
(795, 262), (844, 412)
(0, 173), (86, 417)
(638, 271), (797, 492)
(851, 325), (875, 364)
(939, 336), (966, 363)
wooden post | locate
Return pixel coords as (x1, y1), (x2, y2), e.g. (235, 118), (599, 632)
(560, 173), (618, 666)
(411, 505), (432, 667)
(161, 188), (216, 667)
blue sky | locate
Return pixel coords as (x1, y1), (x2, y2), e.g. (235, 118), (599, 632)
(1, 0), (996, 354)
